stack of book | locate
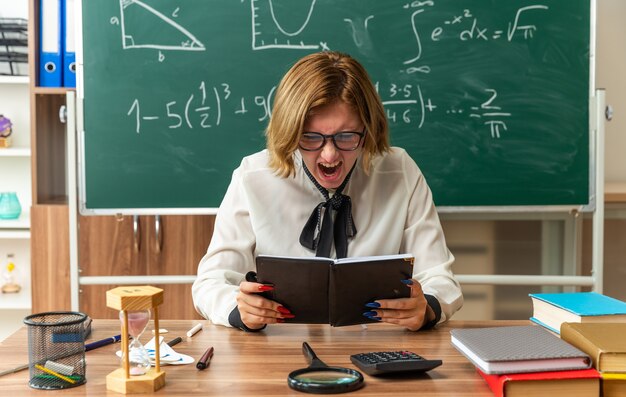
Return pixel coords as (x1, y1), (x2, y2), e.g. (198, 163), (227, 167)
(529, 292), (626, 396)
(560, 322), (626, 397)
(450, 325), (600, 397)
(529, 292), (626, 334)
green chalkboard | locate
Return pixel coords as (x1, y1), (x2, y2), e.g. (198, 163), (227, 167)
(79, 0), (591, 212)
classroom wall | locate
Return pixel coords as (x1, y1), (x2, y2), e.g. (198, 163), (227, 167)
(597, 0), (626, 182)
(1, 1), (623, 331)
(0, 0), (28, 19)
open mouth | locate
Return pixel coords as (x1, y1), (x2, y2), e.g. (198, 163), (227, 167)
(318, 161), (342, 177)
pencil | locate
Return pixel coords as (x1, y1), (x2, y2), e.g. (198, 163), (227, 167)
(34, 364), (76, 384)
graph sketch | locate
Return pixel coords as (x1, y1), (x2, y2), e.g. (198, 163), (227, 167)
(251, 0), (319, 50)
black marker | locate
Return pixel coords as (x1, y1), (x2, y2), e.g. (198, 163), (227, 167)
(166, 337), (183, 347)
(196, 346), (214, 370)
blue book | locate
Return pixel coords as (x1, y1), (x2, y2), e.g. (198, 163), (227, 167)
(529, 292), (626, 334)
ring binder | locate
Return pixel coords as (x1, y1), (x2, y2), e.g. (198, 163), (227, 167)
(39, 0), (62, 87)
(62, 0), (76, 87)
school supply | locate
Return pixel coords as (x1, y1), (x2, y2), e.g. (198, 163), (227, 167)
(39, 0), (62, 87)
(560, 322), (626, 373)
(529, 292), (626, 334)
(62, 0), (76, 87)
(23, 311), (88, 389)
(350, 350), (441, 376)
(601, 373), (626, 397)
(477, 367), (600, 397)
(80, 1), (592, 212)
(288, 342), (364, 394)
(450, 325), (591, 374)
(252, 253), (413, 326)
(196, 346), (214, 370)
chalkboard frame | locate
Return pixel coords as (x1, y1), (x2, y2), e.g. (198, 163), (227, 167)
(76, 0), (597, 215)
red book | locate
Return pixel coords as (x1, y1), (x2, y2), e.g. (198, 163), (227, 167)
(477, 368), (601, 397)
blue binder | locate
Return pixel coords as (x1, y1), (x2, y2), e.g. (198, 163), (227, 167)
(39, 0), (63, 87)
(62, 0), (76, 87)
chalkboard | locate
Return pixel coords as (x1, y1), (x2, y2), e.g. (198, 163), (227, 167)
(79, 0), (591, 213)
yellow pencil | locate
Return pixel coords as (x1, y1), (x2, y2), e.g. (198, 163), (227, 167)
(34, 364), (76, 384)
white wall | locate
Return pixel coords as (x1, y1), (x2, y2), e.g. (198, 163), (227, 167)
(0, 0), (28, 19)
(597, 0), (626, 182)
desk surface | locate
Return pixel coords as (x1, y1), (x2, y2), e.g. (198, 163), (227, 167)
(0, 320), (528, 396)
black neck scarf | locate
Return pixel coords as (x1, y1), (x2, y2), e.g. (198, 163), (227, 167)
(299, 162), (357, 259)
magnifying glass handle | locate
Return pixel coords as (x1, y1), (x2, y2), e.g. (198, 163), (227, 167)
(302, 342), (326, 367)
(302, 342), (317, 363)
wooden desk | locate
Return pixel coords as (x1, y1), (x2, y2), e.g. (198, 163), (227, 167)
(0, 320), (527, 396)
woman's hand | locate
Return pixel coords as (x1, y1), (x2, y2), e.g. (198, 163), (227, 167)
(236, 281), (294, 330)
(364, 279), (435, 331)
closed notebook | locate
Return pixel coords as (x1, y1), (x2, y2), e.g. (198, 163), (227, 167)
(450, 325), (591, 374)
(529, 292), (626, 334)
(477, 367), (600, 397)
(253, 253), (414, 327)
(560, 322), (626, 373)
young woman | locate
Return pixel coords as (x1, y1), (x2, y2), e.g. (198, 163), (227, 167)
(192, 51), (463, 331)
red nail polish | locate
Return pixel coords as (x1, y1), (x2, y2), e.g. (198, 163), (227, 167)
(281, 314), (296, 319)
(277, 306), (291, 315)
(258, 285), (274, 292)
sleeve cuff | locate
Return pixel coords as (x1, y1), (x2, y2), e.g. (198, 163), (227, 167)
(421, 294), (442, 330)
(228, 306), (267, 332)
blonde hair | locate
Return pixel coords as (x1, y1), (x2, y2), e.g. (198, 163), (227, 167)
(266, 51), (390, 177)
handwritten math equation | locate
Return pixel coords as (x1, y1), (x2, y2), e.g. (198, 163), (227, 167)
(126, 82), (276, 133)
(126, 80), (508, 139)
(379, 83), (510, 139)
(400, 3), (548, 76)
(118, 1), (553, 139)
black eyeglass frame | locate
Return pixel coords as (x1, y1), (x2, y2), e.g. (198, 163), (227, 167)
(298, 130), (365, 152)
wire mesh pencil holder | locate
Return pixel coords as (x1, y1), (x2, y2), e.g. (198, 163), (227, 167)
(23, 311), (88, 390)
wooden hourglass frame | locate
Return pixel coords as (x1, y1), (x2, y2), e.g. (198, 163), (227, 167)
(105, 286), (166, 394)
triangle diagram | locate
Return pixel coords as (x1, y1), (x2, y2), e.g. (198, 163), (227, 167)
(120, 0), (205, 51)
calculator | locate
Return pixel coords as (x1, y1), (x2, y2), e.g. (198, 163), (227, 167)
(350, 351), (442, 376)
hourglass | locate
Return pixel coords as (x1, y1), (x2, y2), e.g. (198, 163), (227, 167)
(105, 286), (166, 394)
(122, 309), (151, 375)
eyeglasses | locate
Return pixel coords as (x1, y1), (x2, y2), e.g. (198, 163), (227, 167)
(298, 130), (365, 151)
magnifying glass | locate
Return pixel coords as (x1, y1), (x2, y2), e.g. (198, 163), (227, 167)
(288, 342), (364, 394)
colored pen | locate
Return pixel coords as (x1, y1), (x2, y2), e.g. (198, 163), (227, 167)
(196, 346), (214, 370)
(85, 334), (122, 351)
(35, 364), (76, 384)
(1, 349), (84, 378)
(186, 323), (203, 338)
(166, 337), (183, 347)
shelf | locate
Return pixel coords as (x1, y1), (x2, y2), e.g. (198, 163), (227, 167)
(0, 76), (29, 85)
(0, 211), (30, 231)
(32, 86), (73, 94)
(0, 230), (29, 239)
(0, 284), (31, 310)
(0, 147), (31, 157)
